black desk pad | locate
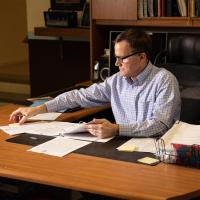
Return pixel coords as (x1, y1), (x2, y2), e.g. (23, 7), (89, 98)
(6, 133), (55, 146)
(74, 137), (157, 164)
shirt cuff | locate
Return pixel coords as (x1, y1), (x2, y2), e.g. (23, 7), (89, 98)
(119, 124), (133, 137)
(45, 99), (58, 112)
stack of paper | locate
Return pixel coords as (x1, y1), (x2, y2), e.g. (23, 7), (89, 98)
(0, 121), (113, 157)
(0, 121), (86, 136)
(161, 121), (200, 150)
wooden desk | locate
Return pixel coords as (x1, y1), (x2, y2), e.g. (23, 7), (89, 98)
(1, 103), (110, 123)
(0, 104), (200, 200)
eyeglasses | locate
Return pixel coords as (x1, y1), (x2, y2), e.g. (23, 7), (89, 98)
(115, 51), (143, 64)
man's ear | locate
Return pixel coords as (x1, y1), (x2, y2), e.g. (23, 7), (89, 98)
(139, 52), (147, 60)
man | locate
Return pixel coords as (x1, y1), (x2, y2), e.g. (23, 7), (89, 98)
(10, 29), (181, 139)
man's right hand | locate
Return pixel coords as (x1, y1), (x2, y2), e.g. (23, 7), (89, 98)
(9, 104), (47, 124)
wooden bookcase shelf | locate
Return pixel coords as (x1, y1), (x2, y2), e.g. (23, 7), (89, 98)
(94, 17), (192, 27)
(34, 27), (90, 41)
(90, 0), (200, 81)
(33, 0), (200, 85)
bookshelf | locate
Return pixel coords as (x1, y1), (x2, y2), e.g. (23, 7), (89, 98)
(90, 0), (200, 79)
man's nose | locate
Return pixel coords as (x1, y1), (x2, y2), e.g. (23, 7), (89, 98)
(115, 59), (121, 67)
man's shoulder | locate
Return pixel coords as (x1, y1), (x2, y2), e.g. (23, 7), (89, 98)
(152, 65), (176, 80)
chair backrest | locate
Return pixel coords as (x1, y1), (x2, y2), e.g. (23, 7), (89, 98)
(162, 34), (200, 124)
(168, 34), (200, 65)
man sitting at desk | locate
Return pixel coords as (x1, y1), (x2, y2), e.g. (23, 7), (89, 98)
(10, 29), (181, 139)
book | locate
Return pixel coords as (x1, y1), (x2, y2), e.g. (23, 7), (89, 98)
(153, 0), (158, 16)
(147, 0), (154, 17)
(143, 0), (148, 17)
(177, 0), (187, 16)
(166, 0), (173, 16)
(157, 0), (162, 17)
(195, 0), (200, 17)
(190, 0), (195, 17)
(138, 0), (144, 18)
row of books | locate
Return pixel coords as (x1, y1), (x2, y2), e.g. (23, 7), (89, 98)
(138, 0), (200, 18)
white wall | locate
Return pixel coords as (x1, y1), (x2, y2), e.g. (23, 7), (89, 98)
(26, 0), (50, 32)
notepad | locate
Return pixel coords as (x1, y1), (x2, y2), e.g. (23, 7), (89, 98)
(117, 138), (156, 154)
(117, 145), (137, 152)
(137, 157), (160, 165)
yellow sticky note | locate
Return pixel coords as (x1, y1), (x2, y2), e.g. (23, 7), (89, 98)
(137, 157), (160, 165)
(117, 145), (137, 152)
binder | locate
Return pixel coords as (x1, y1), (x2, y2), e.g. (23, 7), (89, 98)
(154, 121), (200, 168)
(155, 138), (200, 168)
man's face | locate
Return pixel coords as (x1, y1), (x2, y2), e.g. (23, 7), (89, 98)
(114, 40), (146, 78)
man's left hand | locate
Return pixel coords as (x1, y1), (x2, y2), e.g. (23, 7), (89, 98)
(84, 118), (119, 138)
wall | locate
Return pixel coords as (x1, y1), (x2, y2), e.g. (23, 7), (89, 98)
(26, 0), (50, 32)
(0, 0), (28, 67)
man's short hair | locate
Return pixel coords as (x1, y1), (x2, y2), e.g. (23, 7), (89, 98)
(114, 29), (152, 59)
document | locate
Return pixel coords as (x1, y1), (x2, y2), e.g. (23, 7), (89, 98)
(161, 121), (200, 150)
(0, 121), (112, 143)
(0, 121), (87, 136)
(117, 138), (156, 154)
(62, 132), (113, 143)
(28, 137), (91, 157)
(28, 112), (62, 121)
(156, 121), (200, 166)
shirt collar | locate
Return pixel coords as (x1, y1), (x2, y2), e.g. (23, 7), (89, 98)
(124, 61), (153, 85)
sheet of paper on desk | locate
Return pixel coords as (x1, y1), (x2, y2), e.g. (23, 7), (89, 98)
(63, 132), (113, 143)
(28, 112), (62, 121)
(28, 137), (91, 157)
(161, 121), (200, 150)
(117, 138), (156, 154)
(0, 121), (87, 136)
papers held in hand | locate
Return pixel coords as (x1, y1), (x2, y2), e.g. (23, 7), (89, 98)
(0, 121), (87, 136)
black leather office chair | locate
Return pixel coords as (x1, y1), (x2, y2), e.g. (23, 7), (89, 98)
(154, 34), (200, 124)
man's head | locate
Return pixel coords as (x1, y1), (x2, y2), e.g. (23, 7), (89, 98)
(114, 29), (152, 78)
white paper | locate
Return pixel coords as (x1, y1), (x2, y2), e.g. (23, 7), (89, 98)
(0, 121), (112, 143)
(0, 121), (87, 136)
(28, 137), (91, 157)
(117, 138), (156, 154)
(161, 121), (200, 150)
(62, 132), (113, 143)
(28, 112), (62, 121)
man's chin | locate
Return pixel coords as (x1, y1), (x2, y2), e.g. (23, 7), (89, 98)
(119, 71), (127, 77)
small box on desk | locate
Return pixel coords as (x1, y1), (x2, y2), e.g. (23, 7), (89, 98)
(172, 143), (200, 168)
